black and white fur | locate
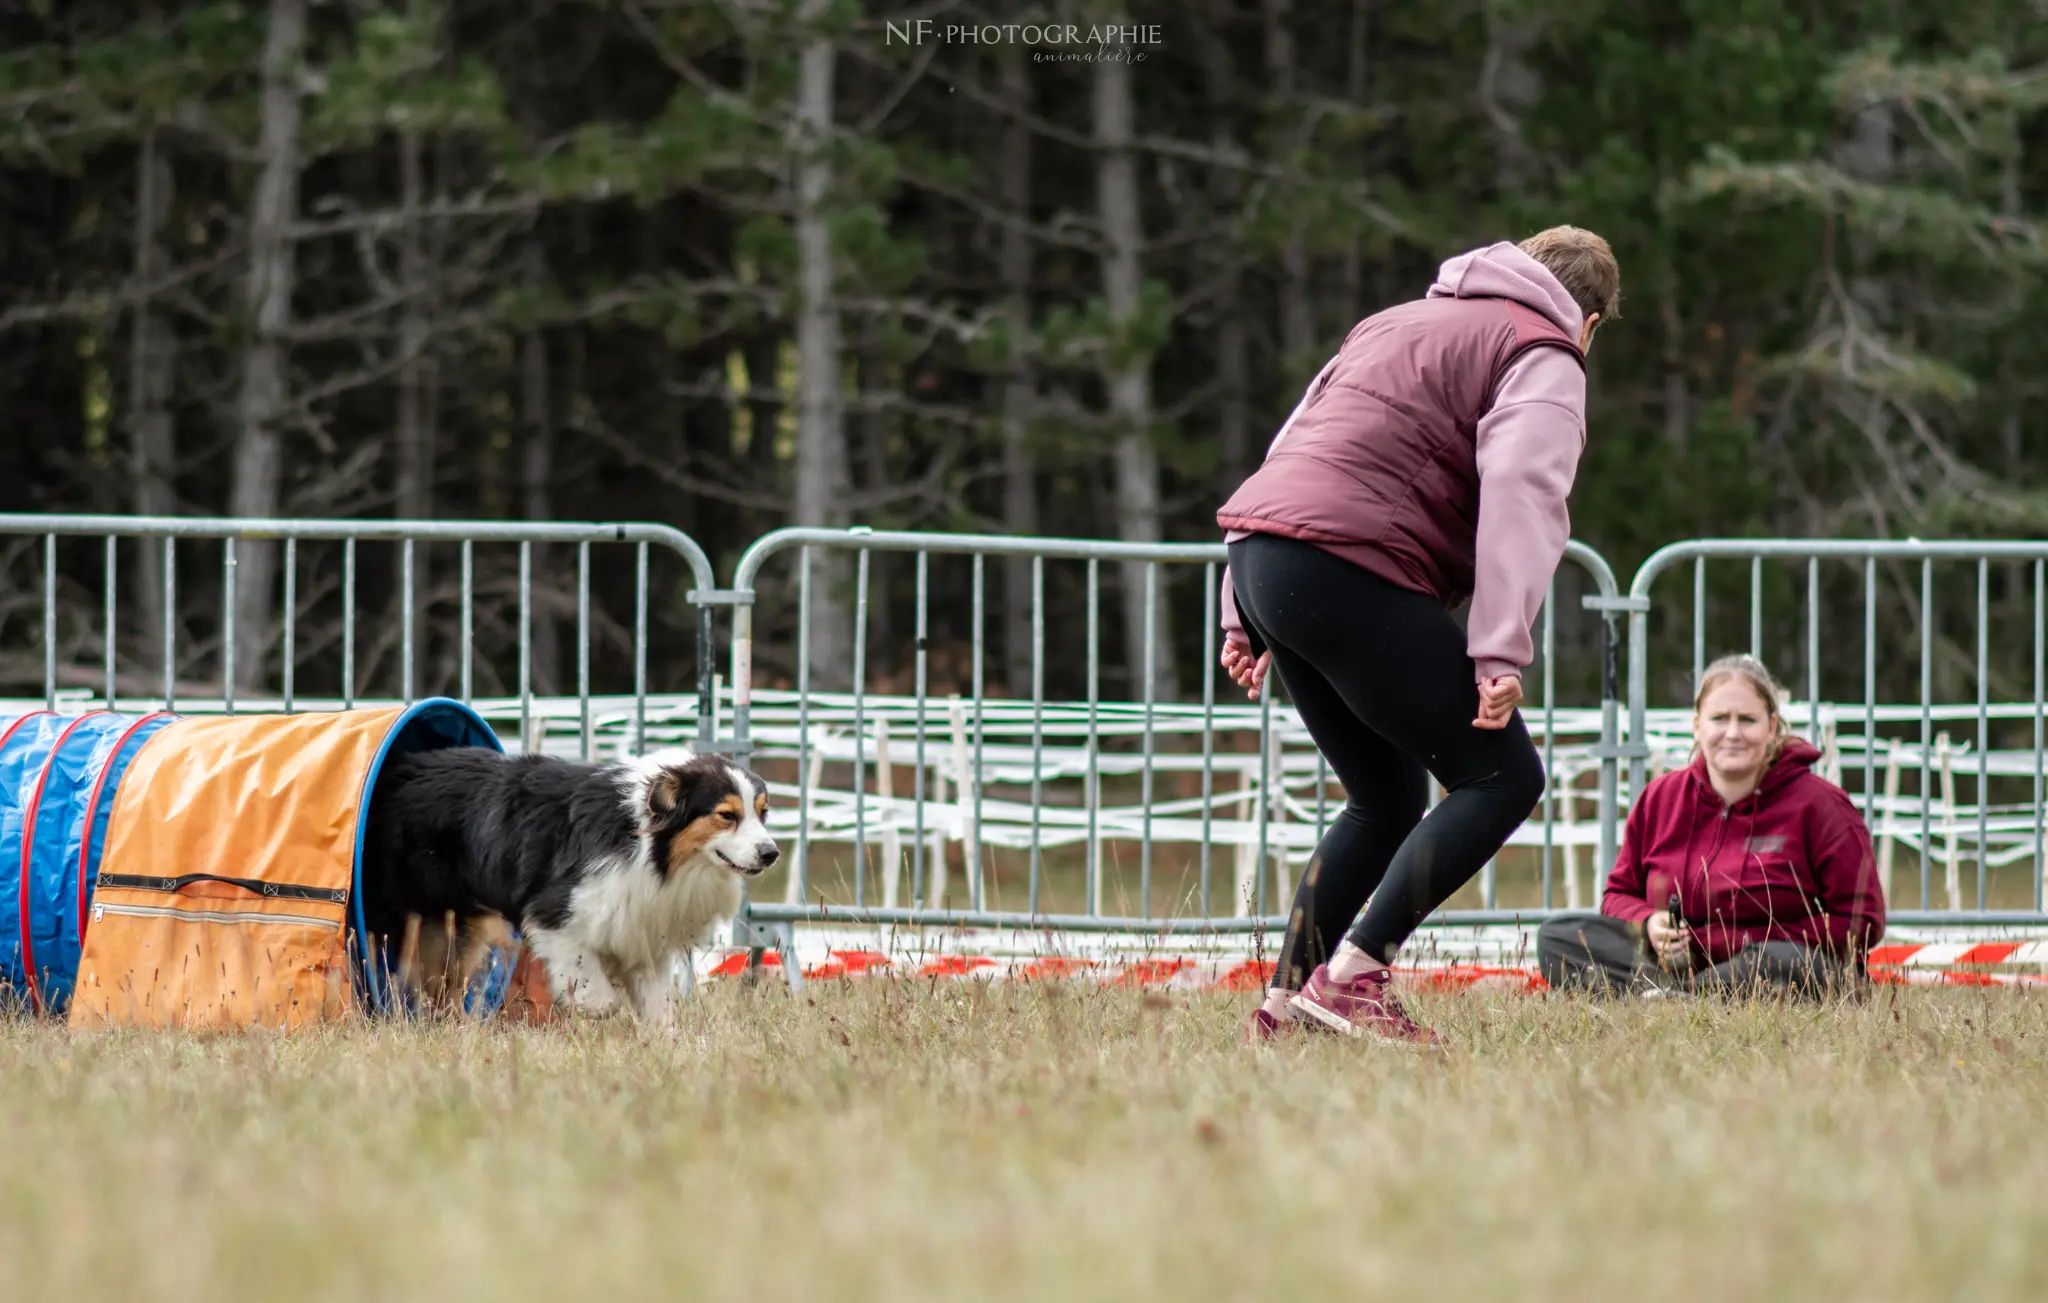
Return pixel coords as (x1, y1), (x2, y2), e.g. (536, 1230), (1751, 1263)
(361, 745), (778, 1023)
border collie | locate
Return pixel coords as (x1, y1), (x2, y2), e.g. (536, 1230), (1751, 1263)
(361, 746), (778, 1022)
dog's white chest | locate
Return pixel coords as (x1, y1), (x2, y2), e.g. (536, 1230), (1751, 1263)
(566, 854), (742, 966)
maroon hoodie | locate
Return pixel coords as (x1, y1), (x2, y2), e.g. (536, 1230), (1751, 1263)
(1600, 738), (1887, 965)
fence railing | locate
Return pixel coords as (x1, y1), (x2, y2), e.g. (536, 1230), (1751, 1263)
(723, 527), (1624, 938)
(1628, 539), (2048, 927)
(0, 514), (722, 759)
(10, 514), (2048, 949)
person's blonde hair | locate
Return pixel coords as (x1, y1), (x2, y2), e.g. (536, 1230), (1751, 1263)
(1517, 225), (1621, 323)
(1692, 653), (1792, 766)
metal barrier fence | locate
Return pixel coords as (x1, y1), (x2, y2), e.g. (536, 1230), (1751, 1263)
(1628, 539), (2048, 928)
(724, 527), (1625, 939)
(11, 513), (2046, 954)
(0, 514), (721, 758)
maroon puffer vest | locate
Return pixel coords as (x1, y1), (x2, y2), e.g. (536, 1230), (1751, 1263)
(1217, 295), (1584, 608)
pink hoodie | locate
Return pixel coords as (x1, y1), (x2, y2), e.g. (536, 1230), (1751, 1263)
(1221, 242), (1588, 683)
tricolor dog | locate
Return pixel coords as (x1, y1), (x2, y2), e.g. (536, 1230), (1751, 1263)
(360, 746), (778, 1022)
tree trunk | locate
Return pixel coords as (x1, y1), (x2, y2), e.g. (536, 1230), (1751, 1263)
(856, 323), (891, 666)
(1479, 8), (1543, 189)
(1340, 0), (1370, 319)
(1203, 19), (1249, 487)
(1093, 46), (1177, 703)
(1265, 0), (1313, 374)
(1217, 298), (1249, 482)
(428, 132), (456, 692)
(518, 236), (560, 695)
(1841, 103), (1897, 523)
(1662, 287), (1689, 453)
(1843, 103), (1894, 301)
(791, 11), (851, 691)
(743, 331), (783, 494)
(129, 126), (177, 644)
(226, 0), (307, 694)
(394, 123), (437, 682)
(642, 215), (696, 541)
(685, 380), (728, 545)
(998, 42), (1040, 702)
(2000, 149), (2021, 474)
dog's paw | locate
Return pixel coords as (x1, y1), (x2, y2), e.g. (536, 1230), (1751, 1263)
(628, 966), (686, 1027)
(557, 980), (623, 1017)
(544, 963), (622, 1017)
(524, 931), (628, 1019)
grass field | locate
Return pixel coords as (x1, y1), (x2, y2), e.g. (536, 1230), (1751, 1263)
(2, 979), (2043, 1301)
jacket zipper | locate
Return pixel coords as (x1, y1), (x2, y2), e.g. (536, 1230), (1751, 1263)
(91, 902), (340, 932)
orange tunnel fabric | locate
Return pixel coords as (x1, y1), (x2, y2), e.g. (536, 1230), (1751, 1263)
(68, 700), (502, 1031)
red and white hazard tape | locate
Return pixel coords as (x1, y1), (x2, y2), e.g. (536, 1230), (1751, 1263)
(1864, 941), (2048, 987)
(690, 930), (2048, 994)
(694, 948), (1549, 993)
(1868, 941), (2048, 967)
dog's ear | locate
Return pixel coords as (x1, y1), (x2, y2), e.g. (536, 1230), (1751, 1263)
(647, 767), (684, 817)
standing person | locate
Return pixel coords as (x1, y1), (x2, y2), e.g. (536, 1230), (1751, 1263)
(1537, 654), (1885, 999)
(1216, 226), (1620, 1047)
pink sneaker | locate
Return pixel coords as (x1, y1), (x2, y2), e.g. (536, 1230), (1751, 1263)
(1288, 965), (1445, 1048)
(1240, 1003), (1325, 1046)
(1242, 1007), (1284, 1045)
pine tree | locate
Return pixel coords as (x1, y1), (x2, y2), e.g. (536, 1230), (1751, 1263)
(1687, 40), (2048, 534)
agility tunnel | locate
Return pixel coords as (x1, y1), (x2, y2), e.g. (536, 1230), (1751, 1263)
(0, 709), (179, 1014)
(0, 698), (514, 1029)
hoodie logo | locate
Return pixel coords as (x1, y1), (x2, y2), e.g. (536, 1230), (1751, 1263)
(1745, 834), (1788, 856)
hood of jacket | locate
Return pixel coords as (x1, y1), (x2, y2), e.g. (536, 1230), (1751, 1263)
(1427, 241), (1584, 340)
(1680, 736), (1825, 810)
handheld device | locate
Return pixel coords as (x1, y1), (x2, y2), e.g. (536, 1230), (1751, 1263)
(1663, 892), (1692, 972)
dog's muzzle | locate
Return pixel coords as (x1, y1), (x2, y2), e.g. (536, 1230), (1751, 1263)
(720, 842), (778, 876)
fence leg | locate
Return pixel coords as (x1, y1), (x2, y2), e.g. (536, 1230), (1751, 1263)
(695, 598), (715, 752)
(877, 716), (901, 908)
(778, 922), (805, 994)
(1878, 745), (1902, 904)
(1087, 739), (1104, 916)
(1267, 723), (1291, 912)
(929, 757), (950, 911)
(730, 907), (783, 993)
(711, 673), (725, 751)
(947, 695), (978, 907)
(1597, 609), (1622, 893)
(1938, 733), (1961, 912)
(1234, 761), (1257, 917)
(1562, 770), (1583, 910)
(788, 729), (828, 906)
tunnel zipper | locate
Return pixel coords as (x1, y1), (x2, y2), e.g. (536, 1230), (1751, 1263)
(90, 902), (340, 931)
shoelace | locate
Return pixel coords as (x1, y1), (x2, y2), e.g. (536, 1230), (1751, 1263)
(1348, 974), (1421, 1028)
(1377, 991), (1425, 1032)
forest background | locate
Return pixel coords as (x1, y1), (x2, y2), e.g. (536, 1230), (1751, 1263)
(0, 0), (2042, 714)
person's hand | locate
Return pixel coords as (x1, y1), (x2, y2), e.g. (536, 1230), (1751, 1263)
(1220, 637), (1271, 701)
(1473, 674), (1522, 729)
(1645, 911), (1692, 965)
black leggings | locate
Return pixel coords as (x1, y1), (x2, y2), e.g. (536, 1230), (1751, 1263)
(1535, 914), (1865, 1000)
(1227, 534), (1545, 982)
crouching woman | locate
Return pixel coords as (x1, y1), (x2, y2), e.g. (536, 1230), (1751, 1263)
(1538, 654), (1886, 999)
